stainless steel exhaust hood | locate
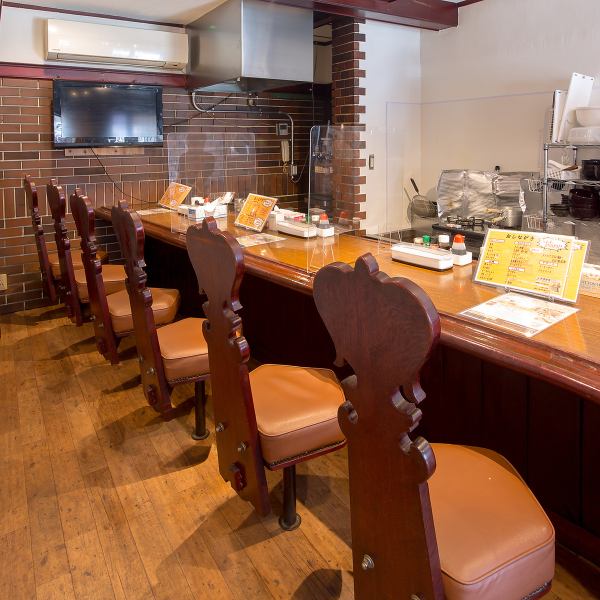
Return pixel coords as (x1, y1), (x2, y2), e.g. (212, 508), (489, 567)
(187, 0), (314, 93)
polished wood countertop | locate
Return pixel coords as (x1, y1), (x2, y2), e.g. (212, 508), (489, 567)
(96, 205), (600, 401)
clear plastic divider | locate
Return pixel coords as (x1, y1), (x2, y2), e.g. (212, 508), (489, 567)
(166, 132), (256, 235)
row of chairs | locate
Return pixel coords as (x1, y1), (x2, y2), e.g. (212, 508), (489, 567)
(24, 176), (555, 599)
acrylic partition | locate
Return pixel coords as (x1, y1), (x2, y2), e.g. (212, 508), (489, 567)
(373, 105), (435, 254)
(307, 124), (365, 232)
(167, 132), (257, 234)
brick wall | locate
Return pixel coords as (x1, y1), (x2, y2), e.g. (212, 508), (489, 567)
(331, 17), (366, 226)
(0, 78), (326, 314)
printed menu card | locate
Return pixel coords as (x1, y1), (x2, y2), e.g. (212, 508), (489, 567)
(474, 229), (588, 302)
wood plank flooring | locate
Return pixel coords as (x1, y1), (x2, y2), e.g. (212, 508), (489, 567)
(1, 306), (599, 600)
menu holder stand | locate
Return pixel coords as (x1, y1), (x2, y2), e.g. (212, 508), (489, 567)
(234, 194), (278, 233)
(463, 229), (589, 337)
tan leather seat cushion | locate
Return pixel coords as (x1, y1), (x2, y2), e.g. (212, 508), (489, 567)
(249, 364), (345, 466)
(49, 247), (107, 278)
(157, 317), (209, 382)
(107, 287), (180, 334)
(74, 264), (127, 303)
(429, 444), (555, 600)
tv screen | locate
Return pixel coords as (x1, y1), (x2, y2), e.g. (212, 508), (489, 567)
(53, 81), (163, 147)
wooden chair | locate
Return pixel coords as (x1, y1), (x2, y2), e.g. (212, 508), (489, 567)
(186, 217), (346, 529)
(24, 176), (57, 303)
(70, 188), (129, 364)
(46, 179), (86, 325)
(111, 201), (210, 436)
(313, 253), (555, 600)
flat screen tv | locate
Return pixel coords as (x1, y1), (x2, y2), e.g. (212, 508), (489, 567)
(53, 81), (163, 147)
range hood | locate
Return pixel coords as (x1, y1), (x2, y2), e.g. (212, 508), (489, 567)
(187, 0), (314, 93)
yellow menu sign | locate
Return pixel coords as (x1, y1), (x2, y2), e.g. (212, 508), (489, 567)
(234, 193), (277, 232)
(474, 229), (588, 303)
(158, 182), (192, 209)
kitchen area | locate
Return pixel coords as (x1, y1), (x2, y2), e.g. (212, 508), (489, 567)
(2, 0), (600, 597)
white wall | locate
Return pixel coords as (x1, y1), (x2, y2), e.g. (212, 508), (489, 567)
(363, 21), (421, 234)
(0, 6), (183, 72)
(420, 0), (600, 192)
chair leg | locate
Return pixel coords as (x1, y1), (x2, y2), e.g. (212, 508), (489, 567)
(279, 465), (301, 531)
(191, 380), (210, 440)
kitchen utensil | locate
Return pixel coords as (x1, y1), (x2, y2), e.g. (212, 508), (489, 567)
(550, 90), (566, 143)
(501, 206), (523, 228)
(484, 207), (523, 228)
(570, 206), (598, 220)
(557, 73), (595, 142)
(567, 126), (600, 144)
(409, 178), (437, 218)
(570, 188), (598, 201)
(550, 204), (570, 217)
(576, 106), (600, 127)
(582, 159), (600, 181)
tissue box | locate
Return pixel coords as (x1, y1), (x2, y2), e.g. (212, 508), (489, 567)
(178, 203), (228, 220)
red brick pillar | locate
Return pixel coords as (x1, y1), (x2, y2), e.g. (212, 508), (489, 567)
(331, 17), (366, 228)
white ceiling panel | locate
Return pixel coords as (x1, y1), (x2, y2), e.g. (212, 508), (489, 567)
(9, 0), (227, 24)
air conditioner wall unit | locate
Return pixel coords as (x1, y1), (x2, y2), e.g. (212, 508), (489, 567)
(46, 19), (188, 70)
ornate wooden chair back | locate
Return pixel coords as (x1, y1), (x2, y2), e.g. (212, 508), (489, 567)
(313, 253), (444, 600)
(46, 179), (83, 325)
(111, 201), (173, 413)
(24, 176), (57, 303)
(70, 189), (120, 364)
(186, 217), (270, 516)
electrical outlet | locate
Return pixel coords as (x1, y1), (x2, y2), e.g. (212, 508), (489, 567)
(0, 273), (7, 291)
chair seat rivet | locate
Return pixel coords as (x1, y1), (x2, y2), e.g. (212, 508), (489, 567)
(215, 422), (225, 432)
(237, 442), (247, 453)
(361, 554), (375, 570)
(147, 367), (155, 375)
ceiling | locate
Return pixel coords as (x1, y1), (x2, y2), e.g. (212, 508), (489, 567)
(9, 0), (467, 25)
(7, 0), (228, 24)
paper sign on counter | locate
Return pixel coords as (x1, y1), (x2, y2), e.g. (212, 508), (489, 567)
(461, 292), (579, 338)
(474, 229), (587, 302)
(236, 233), (285, 248)
(234, 194), (277, 232)
(158, 182), (192, 210)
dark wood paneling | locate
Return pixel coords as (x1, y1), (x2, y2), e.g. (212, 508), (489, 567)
(276, 0), (458, 29)
(0, 62), (188, 86)
(582, 399), (600, 537)
(481, 363), (528, 476)
(421, 347), (483, 446)
(240, 274), (340, 372)
(528, 380), (581, 523)
(456, 0), (484, 7)
(143, 237), (205, 318)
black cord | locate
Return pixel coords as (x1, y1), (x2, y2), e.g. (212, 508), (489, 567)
(90, 149), (146, 204)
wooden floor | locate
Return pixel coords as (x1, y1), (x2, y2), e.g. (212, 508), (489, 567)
(1, 306), (599, 600)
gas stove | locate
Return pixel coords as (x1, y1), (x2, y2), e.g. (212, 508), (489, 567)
(443, 215), (486, 229)
(432, 216), (490, 259)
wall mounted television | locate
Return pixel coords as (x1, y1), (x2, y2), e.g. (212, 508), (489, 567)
(53, 81), (163, 148)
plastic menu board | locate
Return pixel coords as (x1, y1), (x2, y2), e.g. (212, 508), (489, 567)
(234, 194), (277, 232)
(563, 240), (589, 303)
(474, 229), (586, 303)
(158, 182), (192, 210)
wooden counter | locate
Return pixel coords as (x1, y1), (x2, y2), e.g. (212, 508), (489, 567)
(96, 205), (600, 403)
(96, 204), (600, 566)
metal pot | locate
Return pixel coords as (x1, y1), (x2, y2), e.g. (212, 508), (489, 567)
(501, 206), (523, 229)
